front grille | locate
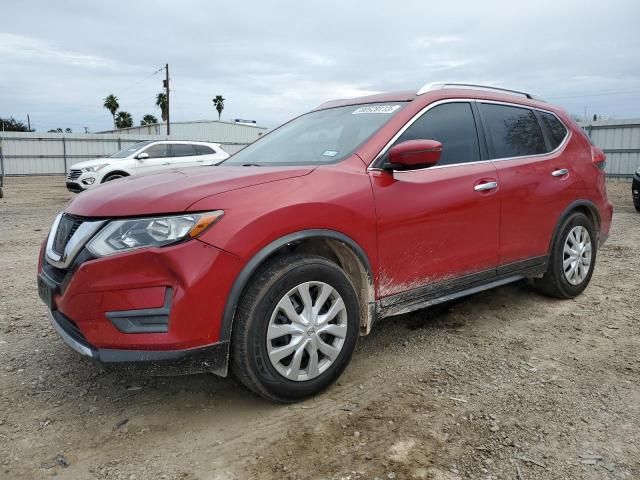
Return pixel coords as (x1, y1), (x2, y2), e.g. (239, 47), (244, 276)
(53, 214), (83, 255)
(67, 169), (82, 181)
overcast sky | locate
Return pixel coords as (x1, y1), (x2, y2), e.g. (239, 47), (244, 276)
(2, 0), (639, 132)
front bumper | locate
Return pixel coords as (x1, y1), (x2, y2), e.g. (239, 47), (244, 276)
(39, 237), (244, 376)
(47, 309), (229, 373)
(66, 181), (86, 193)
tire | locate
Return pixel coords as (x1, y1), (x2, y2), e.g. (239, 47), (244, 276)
(231, 254), (360, 402)
(534, 212), (597, 299)
(634, 202), (640, 213)
(102, 173), (127, 183)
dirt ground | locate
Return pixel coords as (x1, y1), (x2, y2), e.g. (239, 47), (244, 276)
(0, 176), (638, 480)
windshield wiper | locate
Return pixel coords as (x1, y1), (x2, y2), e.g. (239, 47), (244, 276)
(241, 163), (263, 167)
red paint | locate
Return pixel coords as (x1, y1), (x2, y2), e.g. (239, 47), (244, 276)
(39, 87), (613, 354)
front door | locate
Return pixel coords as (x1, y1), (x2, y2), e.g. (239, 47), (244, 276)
(371, 101), (501, 299)
(136, 143), (170, 175)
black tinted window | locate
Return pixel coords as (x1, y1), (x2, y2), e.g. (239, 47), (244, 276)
(171, 144), (197, 157)
(142, 144), (169, 159)
(480, 104), (546, 158)
(194, 144), (215, 155)
(393, 102), (480, 165)
(539, 112), (568, 149)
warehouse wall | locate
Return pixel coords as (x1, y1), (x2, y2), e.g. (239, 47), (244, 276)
(0, 132), (253, 176)
(98, 120), (266, 144)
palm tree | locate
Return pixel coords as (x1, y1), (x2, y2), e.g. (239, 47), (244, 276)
(140, 114), (158, 126)
(156, 93), (168, 122)
(103, 94), (119, 128)
(212, 95), (225, 120)
(115, 111), (133, 129)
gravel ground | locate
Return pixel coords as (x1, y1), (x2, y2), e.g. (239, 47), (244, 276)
(0, 176), (638, 480)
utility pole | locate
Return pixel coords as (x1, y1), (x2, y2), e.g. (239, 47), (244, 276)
(27, 114), (31, 131)
(164, 63), (170, 136)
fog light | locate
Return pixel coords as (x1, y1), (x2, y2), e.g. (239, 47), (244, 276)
(82, 178), (95, 185)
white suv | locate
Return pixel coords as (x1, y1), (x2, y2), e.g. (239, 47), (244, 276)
(66, 140), (230, 192)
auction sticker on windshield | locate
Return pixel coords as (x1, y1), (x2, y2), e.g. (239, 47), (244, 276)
(352, 105), (401, 114)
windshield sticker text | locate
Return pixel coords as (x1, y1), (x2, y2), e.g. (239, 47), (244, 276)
(352, 105), (401, 115)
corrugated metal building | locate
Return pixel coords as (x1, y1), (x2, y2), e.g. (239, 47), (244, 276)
(98, 120), (267, 143)
(0, 120), (268, 176)
(581, 118), (640, 179)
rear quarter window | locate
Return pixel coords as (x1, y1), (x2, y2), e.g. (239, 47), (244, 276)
(539, 112), (568, 149)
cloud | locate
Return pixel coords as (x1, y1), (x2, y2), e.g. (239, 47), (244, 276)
(1, 0), (639, 130)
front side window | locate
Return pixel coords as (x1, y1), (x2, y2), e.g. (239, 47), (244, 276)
(539, 112), (568, 150)
(223, 102), (407, 166)
(171, 144), (198, 157)
(480, 104), (546, 158)
(142, 144), (169, 159)
(390, 102), (480, 166)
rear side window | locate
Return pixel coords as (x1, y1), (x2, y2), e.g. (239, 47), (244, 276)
(193, 144), (216, 155)
(171, 144), (198, 157)
(393, 102), (480, 165)
(142, 144), (169, 158)
(480, 104), (546, 158)
(539, 112), (568, 149)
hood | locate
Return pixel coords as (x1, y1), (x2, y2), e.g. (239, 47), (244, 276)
(69, 158), (114, 169)
(65, 165), (314, 217)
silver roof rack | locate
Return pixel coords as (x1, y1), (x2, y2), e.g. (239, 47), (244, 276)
(417, 82), (542, 100)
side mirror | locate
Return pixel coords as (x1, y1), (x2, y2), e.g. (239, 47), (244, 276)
(136, 152), (149, 160)
(388, 139), (442, 169)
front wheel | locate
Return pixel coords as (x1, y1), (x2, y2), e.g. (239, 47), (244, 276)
(231, 254), (360, 402)
(102, 173), (127, 183)
(533, 212), (597, 298)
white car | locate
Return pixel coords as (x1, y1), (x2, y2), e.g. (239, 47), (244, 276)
(66, 140), (229, 192)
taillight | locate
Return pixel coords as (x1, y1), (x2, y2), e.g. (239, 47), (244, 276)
(591, 146), (606, 170)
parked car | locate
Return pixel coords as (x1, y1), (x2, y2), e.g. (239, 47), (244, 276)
(65, 140), (229, 192)
(633, 167), (640, 211)
(38, 82), (613, 402)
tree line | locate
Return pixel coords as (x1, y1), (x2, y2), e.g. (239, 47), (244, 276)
(103, 93), (162, 129)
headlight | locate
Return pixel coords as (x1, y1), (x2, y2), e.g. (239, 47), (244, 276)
(86, 211), (223, 257)
(82, 163), (110, 172)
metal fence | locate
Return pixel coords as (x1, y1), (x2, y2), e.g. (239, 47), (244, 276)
(581, 119), (640, 180)
(0, 132), (250, 177)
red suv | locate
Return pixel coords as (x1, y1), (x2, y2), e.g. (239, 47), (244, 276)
(38, 82), (613, 402)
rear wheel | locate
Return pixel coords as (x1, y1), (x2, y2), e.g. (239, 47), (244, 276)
(534, 212), (597, 298)
(231, 254), (359, 402)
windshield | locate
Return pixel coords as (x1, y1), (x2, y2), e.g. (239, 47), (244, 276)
(109, 141), (154, 159)
(223, 102), (407, 166)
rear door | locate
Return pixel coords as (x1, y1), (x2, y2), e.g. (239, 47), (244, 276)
(478, 102), (577, 268)
(169, 143), (200, 168)
(371, 101), (501, 299)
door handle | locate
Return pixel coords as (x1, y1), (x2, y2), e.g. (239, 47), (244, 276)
(161, 162), (170, 166)
(552, 168), (569, 177)
(474, 181), (498, 192)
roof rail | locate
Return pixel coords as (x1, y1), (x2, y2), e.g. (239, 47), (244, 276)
(417, 82), (542, 100)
